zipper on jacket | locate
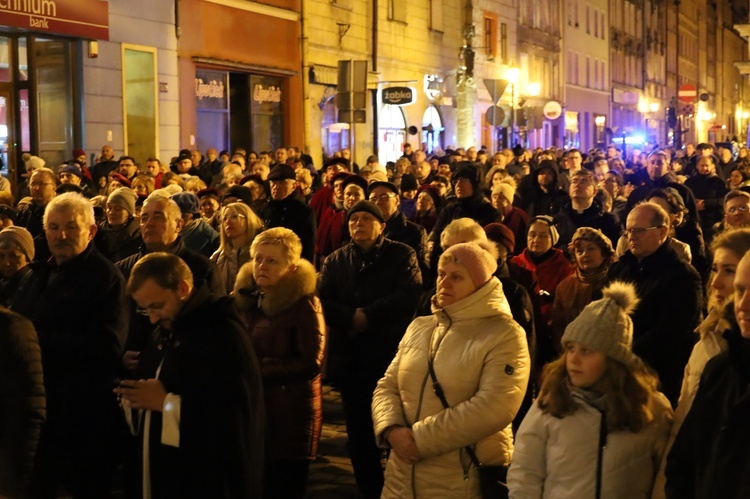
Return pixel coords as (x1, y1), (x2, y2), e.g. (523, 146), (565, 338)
(595, 408), (608, 499)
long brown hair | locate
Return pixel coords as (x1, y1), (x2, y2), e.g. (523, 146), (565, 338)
(537, 352), (660, 432)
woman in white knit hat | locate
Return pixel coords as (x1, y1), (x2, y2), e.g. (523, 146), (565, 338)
(508, 281), (673, 499)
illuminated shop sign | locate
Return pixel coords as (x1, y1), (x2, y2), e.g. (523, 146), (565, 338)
(0, 0), (109, 40)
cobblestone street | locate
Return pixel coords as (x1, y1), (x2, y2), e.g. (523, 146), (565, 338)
(307, 385), (361, 498)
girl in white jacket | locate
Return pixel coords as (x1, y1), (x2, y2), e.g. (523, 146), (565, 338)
(508, 282), (673, 499)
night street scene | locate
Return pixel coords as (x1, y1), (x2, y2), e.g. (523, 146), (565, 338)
(2, 0), (750, 497)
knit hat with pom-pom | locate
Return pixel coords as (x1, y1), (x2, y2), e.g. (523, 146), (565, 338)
(440, 241), (498, 288)
(561, 281), (639, 365)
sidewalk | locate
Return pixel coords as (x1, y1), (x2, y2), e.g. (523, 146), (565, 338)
(306, 385), (362, 498)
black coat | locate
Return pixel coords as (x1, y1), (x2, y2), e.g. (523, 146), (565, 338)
(319, 236), (422, 381)
(602, 242), (703, 406)
(0, 307), (45, 498)
(553, 199), (621, 251)
(117, 237), (225, 355)
(12, 243), (128, 447)
(665, 324), (750, 499)
(16, 201), (46, 238)
(133, 287), (265, 498)
(94, 216), (143, 262)
(260, 194), (317, 262)
(384, 211), (431, 286)
(684, 173), (728, 243)
(624, 172), (701, 226)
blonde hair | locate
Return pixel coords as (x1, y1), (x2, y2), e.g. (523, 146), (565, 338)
(250, 227), (303, 266)
(484, 165), (508, 187)
(184, 176), (207, 193)
(218, 202), (263, 252)
(440, 217), (486, 249)
(131, 174), (155, 195)
(537, 352), (660, 432)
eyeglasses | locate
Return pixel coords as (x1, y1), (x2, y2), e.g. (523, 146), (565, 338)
(726, 205), (750, 215)
(623, 226), (662, 237)
(222, 213), (246, 222)
(369, 193), (396, 202)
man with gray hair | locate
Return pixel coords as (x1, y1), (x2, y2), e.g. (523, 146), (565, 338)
(603, 201), (703, 406)
(12, 192), (129, 496)
(116, 193), (223, 375)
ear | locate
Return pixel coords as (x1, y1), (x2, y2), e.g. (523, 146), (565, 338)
(177, 279), (192, 300)
(175, 217), (185, 232)
(88, 224), (98, 241)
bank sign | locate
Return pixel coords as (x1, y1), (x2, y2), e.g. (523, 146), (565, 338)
(382, 87), (415, 106)
(0, 0), (109, 40)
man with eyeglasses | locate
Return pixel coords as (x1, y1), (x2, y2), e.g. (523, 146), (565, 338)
(368, 181), (430, 284)
(17, 167), (57, 239)
(721, 190), (750, 232)
(603, 202), (703, 407)
(116, 193), (224, 376)
(553, 169), (620, 251)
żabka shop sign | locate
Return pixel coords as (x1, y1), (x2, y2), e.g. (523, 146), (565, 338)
(0, 0), (109, 40)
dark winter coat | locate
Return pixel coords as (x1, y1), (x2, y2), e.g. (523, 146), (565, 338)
(319, 236), (422, 382)
(94, 216), (143, 262)
(553, 199), (621, 251)
(684, 173), (728, 244)
(16, 201), (46, 238)
(624, 172), (701, 226)
(117, 237), (225, 355)
(260, 194), (317, 262)
(383, 211), (431, 286)
(12, 243), (128, 461)
(0, 307), (45, 498)
(665, 324), (750, 498)
(132, 286), (265, 498)
(603, 242), (703, 406)
(180, 217), (220, 258)
(234, 259), (325, 461)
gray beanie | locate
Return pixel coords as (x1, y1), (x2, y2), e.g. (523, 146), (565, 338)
(107, 187), (138, 216)
(561, 281), (639, 366)
(0, 226), (35, 262)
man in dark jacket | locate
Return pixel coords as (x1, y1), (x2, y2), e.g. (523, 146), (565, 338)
(553, 169), (621, 251)
(117, 193), (224, 373)
(665, 252), (750, 498)
(17, 167), (57, 239)
(0, 306), (45, 498)
(368, 181), (430, 285)
(118, 253), (264, 498)
(260, 164), (317, 262)
(319, 201), (422, 499)
(624, 149), (701, 225)
(517, 159), (569, 218)
(602, 202), (703, 406)
(13, 192), (129, 497)
(428, 163), (500, 273)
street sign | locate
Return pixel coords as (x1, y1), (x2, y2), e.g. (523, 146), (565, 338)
(483, 79), (510, 104)
(678, 84), (697, 103)
(485, 106), (505, 126)
(382, 87), (414, 106)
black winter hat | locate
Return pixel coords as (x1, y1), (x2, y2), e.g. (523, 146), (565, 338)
(346, 200), (385, 223)
(368, 181), (399, 196)
(221, 185), (254, 206)
(342, 174), (369, 193)
(400, 173), (419, 192)
(452, 162), (481, 188)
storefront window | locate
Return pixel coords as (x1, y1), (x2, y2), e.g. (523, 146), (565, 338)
(378, 104), (407, 165)
(0, 37), (9, 82)
(122, 45), (158, 164)
(421, 105), (444, 154)
(35, 38), (74, 167)
(17, 38), (28, 81)
(250, 75), (284, 151)
(196, 69), (229, 154)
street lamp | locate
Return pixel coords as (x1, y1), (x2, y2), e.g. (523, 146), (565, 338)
(505, 66), (520, 146)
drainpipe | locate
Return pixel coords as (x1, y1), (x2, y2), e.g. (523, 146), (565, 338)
(372, 0), (379, 155)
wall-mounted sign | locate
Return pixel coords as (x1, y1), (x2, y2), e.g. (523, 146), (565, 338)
(382, 87), (414, 106)
(253, 84), (282, 104)
(543, 100), (562, 120)
(0, 0), (109, 40)
(195, 70), (228, 110)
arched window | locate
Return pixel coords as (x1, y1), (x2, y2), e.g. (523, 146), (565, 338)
(378, 104), (407, 165)
(422, 105), (444, 154)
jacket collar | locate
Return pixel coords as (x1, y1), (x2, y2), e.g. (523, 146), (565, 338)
(431, 277), (512, 323)
(234, 258), (317, 316)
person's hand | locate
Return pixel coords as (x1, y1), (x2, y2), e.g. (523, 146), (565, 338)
(696, 199), (706, 211)
(387, 427), (420, 464)
(352, 308), (368, 333)
(115, 379), (167, 411)
(123, 350), (141, 371)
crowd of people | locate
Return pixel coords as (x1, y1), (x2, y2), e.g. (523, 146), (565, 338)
(1, 139), (750, 498)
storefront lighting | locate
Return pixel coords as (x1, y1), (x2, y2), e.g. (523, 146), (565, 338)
(743, 111), (750, 120)
(649, 102), (659, 113)
(505, 66), (520, 84)
(526, 82), (541, 97)
(594, 115), (606, 127)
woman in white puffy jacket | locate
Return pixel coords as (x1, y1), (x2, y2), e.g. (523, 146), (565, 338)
(372, 241), (530, 498)
(508, 282), (673, 499)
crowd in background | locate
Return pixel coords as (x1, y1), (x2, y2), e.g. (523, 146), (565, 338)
(1, 137), (750, 498)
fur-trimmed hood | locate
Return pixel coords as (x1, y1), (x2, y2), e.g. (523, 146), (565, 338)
(233, 258), (317, 316)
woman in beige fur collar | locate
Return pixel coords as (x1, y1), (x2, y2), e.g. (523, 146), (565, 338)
(234, 227), (326, 498)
